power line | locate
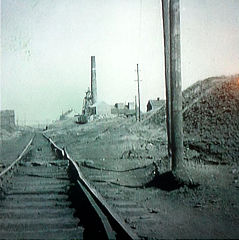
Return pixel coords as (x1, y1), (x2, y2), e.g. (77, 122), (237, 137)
(136, 64), (142, 121)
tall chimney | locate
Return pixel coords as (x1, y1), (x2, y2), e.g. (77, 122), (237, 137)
(91, 56), (97, 104)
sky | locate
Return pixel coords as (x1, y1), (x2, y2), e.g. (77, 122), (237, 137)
(1, 0), (239, 125)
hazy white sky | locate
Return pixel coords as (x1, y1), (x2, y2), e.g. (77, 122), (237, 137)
(1, 0), (239, 125)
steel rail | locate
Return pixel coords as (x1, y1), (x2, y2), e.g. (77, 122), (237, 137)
(0, 136), (34, 178)
(77, 179), (116, 240)
(43, 134), (64, 158)
(43, 133), (138, 240)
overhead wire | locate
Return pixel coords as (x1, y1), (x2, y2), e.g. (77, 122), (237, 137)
(137, 0), (143, 64)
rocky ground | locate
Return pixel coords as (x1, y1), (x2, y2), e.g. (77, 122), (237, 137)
(42, 75), (239, 239)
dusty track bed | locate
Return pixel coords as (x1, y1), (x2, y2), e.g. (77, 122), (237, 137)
(44, 102), (239, 239)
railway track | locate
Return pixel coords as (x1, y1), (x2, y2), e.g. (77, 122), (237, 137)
(0, 133), (138, 240)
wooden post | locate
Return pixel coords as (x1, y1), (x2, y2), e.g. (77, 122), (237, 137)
(135, 95), (138, 121)
(170, 0), (183, 172)
(136, 64), (141, 121)
(162, 0), (172, 165)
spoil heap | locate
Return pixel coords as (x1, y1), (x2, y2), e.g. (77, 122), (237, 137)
(143, 74), (239, 164)
(183, 75), (239, 164)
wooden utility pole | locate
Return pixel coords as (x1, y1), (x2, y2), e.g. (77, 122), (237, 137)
(162, 0), (172, 163)
(136, 64), (141, 121)
(169, 0), (183, 172)
(135, 95), (138, 121)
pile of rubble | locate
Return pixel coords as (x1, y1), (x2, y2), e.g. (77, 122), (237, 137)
(144, 75), (239, 164)
(183, 75), (239, 163)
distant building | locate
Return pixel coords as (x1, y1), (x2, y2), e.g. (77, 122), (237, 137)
(0, 110), (15, 130)
(88, 101), (112, 116)
(127, 102), (135, 110)
(114, 103), (125, 109)
(147, 98), (165, 112)
(111, 102), (136, 117)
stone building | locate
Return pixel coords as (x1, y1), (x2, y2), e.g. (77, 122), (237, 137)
(0, 110), (15, 131)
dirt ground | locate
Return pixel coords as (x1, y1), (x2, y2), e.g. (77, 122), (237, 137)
(44, 112), (239, 239)
(0, 129), (33, 170)
(1, 75), (238, 239)
(42, 75), (239, 239)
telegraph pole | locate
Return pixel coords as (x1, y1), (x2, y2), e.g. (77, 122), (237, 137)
(136, 64), (141, 121)
(162, 0), (172, 163)
(170, 0), (183, 172)
(135, 95), (138, 121)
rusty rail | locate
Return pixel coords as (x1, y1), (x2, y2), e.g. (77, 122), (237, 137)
(43, 133), (138, 240)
